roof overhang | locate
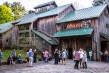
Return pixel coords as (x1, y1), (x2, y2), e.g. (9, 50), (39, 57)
(32, 30), (58, 45)
(53, 28), (93, 38)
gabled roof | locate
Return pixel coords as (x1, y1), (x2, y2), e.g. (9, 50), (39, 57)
(53, 28), (93, 38)
(32, 30), (58, 45)
(57, 4), (107, 23)
(16, 4), (72, 25)
(34, 1), (57, 9)
(0, 22), (12, 33)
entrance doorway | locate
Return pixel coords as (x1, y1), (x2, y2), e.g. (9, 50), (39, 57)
(68, 48), (73, 59)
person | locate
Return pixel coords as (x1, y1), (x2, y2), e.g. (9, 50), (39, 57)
(89, 50), (92, 61)
(43, 50), (49, 63)
(54, 51), (59, 64)
(48, 52), (52, 61)
(79, 49), (84, 68)
(33, 49), (37, 63)
(17, 54), (23, 64)
(12, 49), (17, 64)
(100, 51), (103, 61)
(82, 51), (87, 69)
(7, 55), (13, 65)
(58, 50), (62, 63)
(104, 50), (109, 62)
(26, 50), (29, 65)
(73, 50), (76, 61)
(28, 49), (34, 67)
(74, 49), (80, 69)
(61, 49), (68, 65)
(0, 49), (3, 66)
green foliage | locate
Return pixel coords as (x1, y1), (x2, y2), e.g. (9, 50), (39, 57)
(0, 5), (14, 24)
(3, 1), (27, 20)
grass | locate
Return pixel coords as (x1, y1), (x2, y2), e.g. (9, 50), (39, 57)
(2, 49), (26, 62)
(2, 49), (42, 62)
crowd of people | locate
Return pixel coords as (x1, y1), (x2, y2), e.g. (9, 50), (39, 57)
(0, 48), (109, 69)
(73, 49), (87, 69)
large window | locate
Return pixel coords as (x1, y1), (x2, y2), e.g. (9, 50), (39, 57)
(82, 20), (91, 28)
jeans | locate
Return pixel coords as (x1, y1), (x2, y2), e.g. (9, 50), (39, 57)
(54, 58), (58, 64)
(89, 56), (92, 61)
(29, 57), (33, 66)
(44, 57), (48, 63)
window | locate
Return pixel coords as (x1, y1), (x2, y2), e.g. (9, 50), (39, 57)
(19, 32), (29, 44)
(82, 20), (91, 28)
(19, 25), (29, 30)
(61, 23), (67, 30)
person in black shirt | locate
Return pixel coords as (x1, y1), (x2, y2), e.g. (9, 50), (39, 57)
(54, 51), (59, 64)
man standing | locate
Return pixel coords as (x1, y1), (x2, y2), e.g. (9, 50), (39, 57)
(0, 49), (3, 66)
(74, 49), (80, 69)
(28, 49), (34, 67)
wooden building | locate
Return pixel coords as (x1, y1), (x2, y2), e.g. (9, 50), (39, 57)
(53, 4), (109, 60)
(12, 1), (75, 54)
(0, 22), (13, 49)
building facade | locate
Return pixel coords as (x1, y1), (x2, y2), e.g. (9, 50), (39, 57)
(53, 4), (109, 60)
(0, 22), (13, 49)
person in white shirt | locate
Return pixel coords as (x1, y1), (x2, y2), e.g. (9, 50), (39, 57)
(82, 51), (87, 69)
(89, 51), (92, 61)
(79, 48), (84, 68)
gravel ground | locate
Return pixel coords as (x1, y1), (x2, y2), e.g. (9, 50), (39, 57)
(0, 60), (109, 73)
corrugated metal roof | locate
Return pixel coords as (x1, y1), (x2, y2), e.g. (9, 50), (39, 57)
(17, 4), (71, 25)
(32, 30), (58, 45)
(53, 28), (93, 38)
(57, 4), (107, 23)
(100, 33), (109, 40)
(0, 22), (12, 33)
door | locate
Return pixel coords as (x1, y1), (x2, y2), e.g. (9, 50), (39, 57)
(68, 48), (73, 59)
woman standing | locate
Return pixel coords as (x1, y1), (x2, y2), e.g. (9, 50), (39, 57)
(82, 51), (87, 69)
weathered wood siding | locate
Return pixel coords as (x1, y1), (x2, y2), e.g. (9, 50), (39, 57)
(37, 16), (57, 36)
(94, 8), (109, 60)
(57, 5), (74, 20)
(12, 25), (18, 46)
(2, 29), (12, 49)
(56, 19), (96, 31)
(0, 34), (2, 49)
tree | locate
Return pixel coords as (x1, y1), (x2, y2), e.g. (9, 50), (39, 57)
(11, 2), (27, 20)
(3, 1), (27, 20)
(3, 2), (11, 8)
(0, 5), (14, 24)
(93, 0), (108, 6)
